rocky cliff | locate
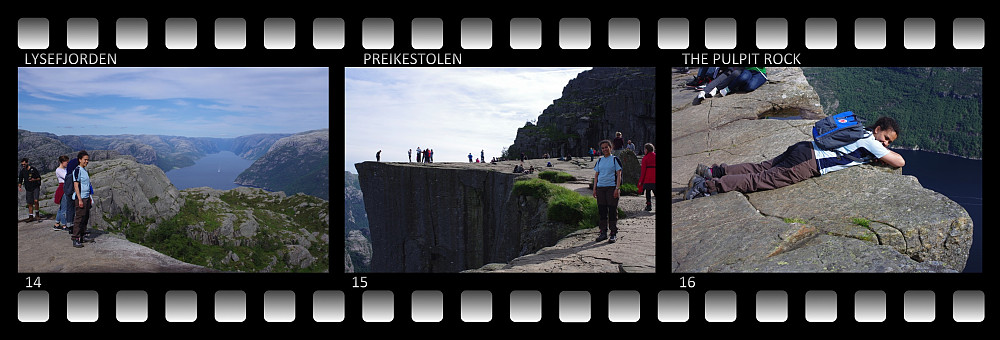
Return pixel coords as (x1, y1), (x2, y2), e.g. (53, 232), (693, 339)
(235, 129), (329, 200)
(344, 171), (372, 272)
(670, 67), (973, 272)
(231, 133), (292, 160)
(355, 161), (564, 272)
(508, 67), (655, 159)
(19, 158), (329, 273)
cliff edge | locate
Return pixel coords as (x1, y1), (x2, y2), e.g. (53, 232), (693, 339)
(670, 67), (972, 272)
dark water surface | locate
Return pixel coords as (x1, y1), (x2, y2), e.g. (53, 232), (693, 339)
(165, 151), (255, 191)
(894, 149), (982, 273)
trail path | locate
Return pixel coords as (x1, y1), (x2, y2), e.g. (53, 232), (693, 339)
(468, 156), (656, 273)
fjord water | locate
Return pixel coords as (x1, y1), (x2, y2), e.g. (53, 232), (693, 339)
(165, 151), (255, 191)
(895, 149), (982, 273)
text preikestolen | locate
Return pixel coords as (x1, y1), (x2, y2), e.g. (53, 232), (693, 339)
(363, 52), (462, 65)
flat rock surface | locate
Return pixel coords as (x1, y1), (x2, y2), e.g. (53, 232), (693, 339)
(17, 217), (215, 273)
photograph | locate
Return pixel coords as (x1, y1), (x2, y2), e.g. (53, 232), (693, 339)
(671, 67), (982, 273)
(345, 67), (657, 273)
(17, 67), (331, 273)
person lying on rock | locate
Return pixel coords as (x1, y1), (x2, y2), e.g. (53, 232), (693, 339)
(685, 116), (905, 200)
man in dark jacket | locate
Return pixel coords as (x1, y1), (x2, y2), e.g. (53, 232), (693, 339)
(18, 158), (42, 222)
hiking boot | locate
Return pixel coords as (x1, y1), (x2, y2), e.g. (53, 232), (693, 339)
(609, 234), (617, 243)
(684, 175), (712, 200)
(695, 164), (713, 179)
(645, 203), (652, 211)
(27, 216), (35, 222)
(73, 239), (83, 248)
(595, 232), (608, 242)
(53, 224), (62, 231)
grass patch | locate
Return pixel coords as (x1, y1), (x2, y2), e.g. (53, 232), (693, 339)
(851, 217), (870, 228)
(783, 217), (808, 224)
(513, 178), (625, 231)
(620, 183), (638, 196)
(538, 171), (575, 183)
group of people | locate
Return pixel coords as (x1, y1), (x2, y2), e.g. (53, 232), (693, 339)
(409, 147), (435, 163)
(687, 66), (768, 105)
(590, 136), (657, 244)
(468, 150), (486, 163)
(18, 151), (96, 248)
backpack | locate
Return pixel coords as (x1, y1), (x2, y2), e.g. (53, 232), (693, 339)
(62, 159), (79, 198)
(812, 111), (870, 163)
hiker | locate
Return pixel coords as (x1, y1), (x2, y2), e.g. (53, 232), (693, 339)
(416, 147), (422, 163)
(626, 140), (636, 153)
(408, 149), (412, 162)
(376, 150), (381, 162)
(481, 150), (485, 164)
(429, 149), (433, 163)
(590, 147), (595, 161)
(638, 143), (656, 211)
(686, 116), (905, 200)
(71, 151), (93, 248)
(54, 155), (71, 231)
(592, 140), (623, 243)
(469, 153), (473, 163)
(694, 67), (740, 104)
(18, 158), (42, 222)
(726, 67), (767, 94)
(686, 67), (721, 88)
(612, 132), (625, 156)
(62, 156), (80, 234)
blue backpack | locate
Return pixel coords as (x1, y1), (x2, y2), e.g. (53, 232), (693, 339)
(62, 158), (79, 198)
(812, 111), (870, 162)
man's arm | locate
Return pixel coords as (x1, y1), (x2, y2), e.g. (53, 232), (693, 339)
(879, 150), (905, 168)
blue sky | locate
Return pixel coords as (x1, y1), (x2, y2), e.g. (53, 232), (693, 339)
(344, 67), (591, 173)
(17, 67), (329, 138)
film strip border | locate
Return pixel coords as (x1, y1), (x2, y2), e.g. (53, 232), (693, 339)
(17, 17), (986, 52)
(18, 289), (986, 324)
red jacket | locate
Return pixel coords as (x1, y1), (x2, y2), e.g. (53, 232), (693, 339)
(638, 151), (655, 191)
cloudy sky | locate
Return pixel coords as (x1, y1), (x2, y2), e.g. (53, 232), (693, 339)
(17, 67), (329, 138)
(345, 67), (590, 173)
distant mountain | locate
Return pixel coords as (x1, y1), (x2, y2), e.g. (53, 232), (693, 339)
(234, 129), (330, 200)
(802, 67), (982, 159)
(231, 133), (292, 160)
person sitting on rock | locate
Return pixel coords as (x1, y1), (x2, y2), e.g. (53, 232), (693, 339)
(685, 116), (905, 200)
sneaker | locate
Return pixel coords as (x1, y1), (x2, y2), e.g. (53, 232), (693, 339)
(645, 204), (652, 211)
(53, 224), (62, 231)
(706, 87), (718, 98)
(27, 216), (35, 222)
(609, 234), (617, 243)
(595, 232), (608, 242)
(685, 174), (712, 200)
(695, 164), (713, 179)
(73, 239), (83, 248)
(719, 87), (729, 97)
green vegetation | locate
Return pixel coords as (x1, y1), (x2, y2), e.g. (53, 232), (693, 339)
(620, 183), (638, 196)
(802, 67), (982, 159)
(538, 171), (575, 183)
(513, 178), (625, 234)
(851, 217), (870, 228)
(783, 217), (808, 224)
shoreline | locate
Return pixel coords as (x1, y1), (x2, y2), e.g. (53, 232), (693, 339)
(890, 146), (982, 161)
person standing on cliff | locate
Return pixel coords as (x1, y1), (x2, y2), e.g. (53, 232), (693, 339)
(481, 150), (485, 165)
(593, 140), (623, 243)
(18, 158), (42, 222)
(376, 150), (381, 162)
(416, 147), (422, 163)
(54, 155), (71, 231)
(71, 151), (93, 248)
(408, 149), (412, 162)
(685, 117), (905, 200)
(469, 153), (474, 163)
(612, 132), (625, 156)
(638, 143), (656, 212)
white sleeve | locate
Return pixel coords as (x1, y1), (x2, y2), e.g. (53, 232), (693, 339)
(864, 136), (891, 159)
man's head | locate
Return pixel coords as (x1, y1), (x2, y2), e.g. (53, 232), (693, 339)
(599, 140), (612, 156)
(868, 116), (901, 148)
(21, 158), (29, 168)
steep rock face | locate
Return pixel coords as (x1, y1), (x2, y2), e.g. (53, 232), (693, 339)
(670, 67), (973, 272)
(17, 129), (74, 174)
(344, 171), (372, 272)
(235, 129), (329, 200)
(508, 67), (655, 159)
(355, 161), (554, 272)
(231, 133), (291, 160)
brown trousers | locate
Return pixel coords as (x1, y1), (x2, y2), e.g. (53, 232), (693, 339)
(73, 198), (92, 240)
(710, 141), (820, 193)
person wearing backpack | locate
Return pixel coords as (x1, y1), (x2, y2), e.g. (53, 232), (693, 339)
(593, 140), (623, 243)
(53, 155), (70, 231)
(18, 158), (42, 222)
(685, 116), (905, 200)
(71, 151), (94, 248)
